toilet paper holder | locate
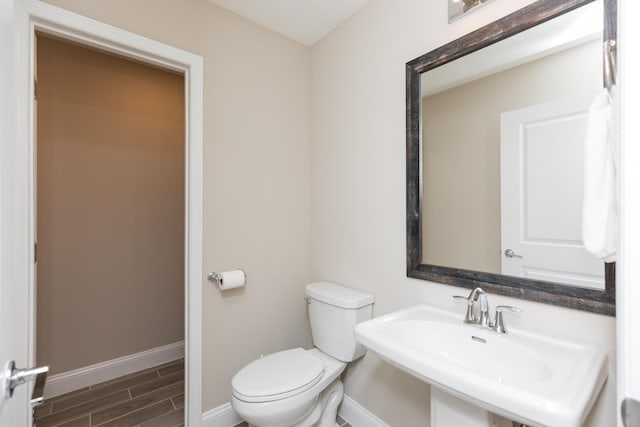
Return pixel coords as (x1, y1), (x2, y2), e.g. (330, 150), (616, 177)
(207, 271), (221, 283)
(207, 269), (246, 290)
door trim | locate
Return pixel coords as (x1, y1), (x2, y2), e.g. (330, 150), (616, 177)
(617, 0), (640, 424)
(13, 1), (204, 425)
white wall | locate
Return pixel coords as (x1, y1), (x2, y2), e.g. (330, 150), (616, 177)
(311, 0), (616, 425)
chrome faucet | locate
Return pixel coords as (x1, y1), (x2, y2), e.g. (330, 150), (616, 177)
(453, 287), (521, 334)
(453, 290), (477, 324)
(493, 305), (522, 334)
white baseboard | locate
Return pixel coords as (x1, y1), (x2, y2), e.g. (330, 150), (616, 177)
(202, 402), (244, 427)
(200, 394), (387, 427)
(339, 394), (390, 427)
(44, 341), (185, 399)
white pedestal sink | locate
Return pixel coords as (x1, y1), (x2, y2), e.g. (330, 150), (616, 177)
(354, 304), (608, 427)
(431, 387), (497, 427)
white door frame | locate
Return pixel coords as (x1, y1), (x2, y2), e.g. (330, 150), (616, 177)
(617, 0), (640, 425)
(10, 1), (203, 425)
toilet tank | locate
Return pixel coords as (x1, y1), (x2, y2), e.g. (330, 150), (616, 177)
(305, 282), (374, 362)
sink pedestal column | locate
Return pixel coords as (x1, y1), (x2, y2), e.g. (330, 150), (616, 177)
(431, 388), (492, 427)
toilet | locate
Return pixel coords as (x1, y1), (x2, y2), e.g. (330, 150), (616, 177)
(231, 281), (374, 427)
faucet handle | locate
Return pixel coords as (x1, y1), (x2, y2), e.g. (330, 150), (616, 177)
(453, 295), (476, 323)
(496, 305), (522, 313)
(493, 305), (522, 334)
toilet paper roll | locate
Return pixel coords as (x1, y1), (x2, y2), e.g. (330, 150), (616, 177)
(218, 269), (246, 290)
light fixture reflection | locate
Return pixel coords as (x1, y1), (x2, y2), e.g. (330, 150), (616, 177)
(448, 0), (494, 22)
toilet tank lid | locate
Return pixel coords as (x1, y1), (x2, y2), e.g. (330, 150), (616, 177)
(305, 282), (374, 309)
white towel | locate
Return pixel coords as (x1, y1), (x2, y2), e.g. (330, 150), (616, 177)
(582, 86), (617, 262)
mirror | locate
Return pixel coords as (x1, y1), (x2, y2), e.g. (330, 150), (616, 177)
(406, 0), (616, 315)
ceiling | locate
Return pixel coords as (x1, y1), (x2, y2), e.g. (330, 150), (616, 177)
(206, 0), (374, 46)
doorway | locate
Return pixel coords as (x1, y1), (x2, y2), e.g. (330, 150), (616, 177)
(35, 32), (185, 405)
(0, 1), (204, 425)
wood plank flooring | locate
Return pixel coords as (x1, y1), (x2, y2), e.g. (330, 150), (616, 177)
(34, 359), (355, 427)
(35, 359), (185, 427)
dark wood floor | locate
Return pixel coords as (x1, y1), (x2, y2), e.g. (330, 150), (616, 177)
(35, 359), (185, 427)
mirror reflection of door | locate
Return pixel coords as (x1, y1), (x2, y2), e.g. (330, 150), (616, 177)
(420, 1), (604, 288)
(500, 92), (605, 289)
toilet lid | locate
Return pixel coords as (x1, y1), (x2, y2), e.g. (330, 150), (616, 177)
(232, 348), (325, 403)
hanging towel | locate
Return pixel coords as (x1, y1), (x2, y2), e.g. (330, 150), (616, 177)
(582, 86), (618, 262)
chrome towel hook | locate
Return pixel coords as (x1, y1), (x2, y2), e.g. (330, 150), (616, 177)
(604, 39), (617, 92)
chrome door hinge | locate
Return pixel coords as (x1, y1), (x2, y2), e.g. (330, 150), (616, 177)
(34, 242), (37, 263)
(622, 398), (640, 427)
(34, 79), (37, 100)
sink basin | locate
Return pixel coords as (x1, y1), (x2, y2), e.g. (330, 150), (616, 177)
(354, 304), (608, 427)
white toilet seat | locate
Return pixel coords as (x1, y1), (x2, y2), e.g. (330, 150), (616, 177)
(232, 348), (325, 403)
(231, 349), (347, 427)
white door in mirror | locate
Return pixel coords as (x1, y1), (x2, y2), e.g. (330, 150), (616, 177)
(500, 92), (604, 289)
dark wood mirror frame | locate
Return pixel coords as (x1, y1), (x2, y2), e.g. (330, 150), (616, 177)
(406, 0), (617, 315)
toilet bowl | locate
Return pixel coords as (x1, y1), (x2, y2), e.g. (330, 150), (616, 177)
(232, 349), (345, 427)
(231, 282), (374, 427)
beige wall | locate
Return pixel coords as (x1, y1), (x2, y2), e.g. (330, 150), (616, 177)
(37, 36), (185, 375)
(422, 40), (601, 274)
(311, 0), (615, 426)
(41, 0), (312, 411)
